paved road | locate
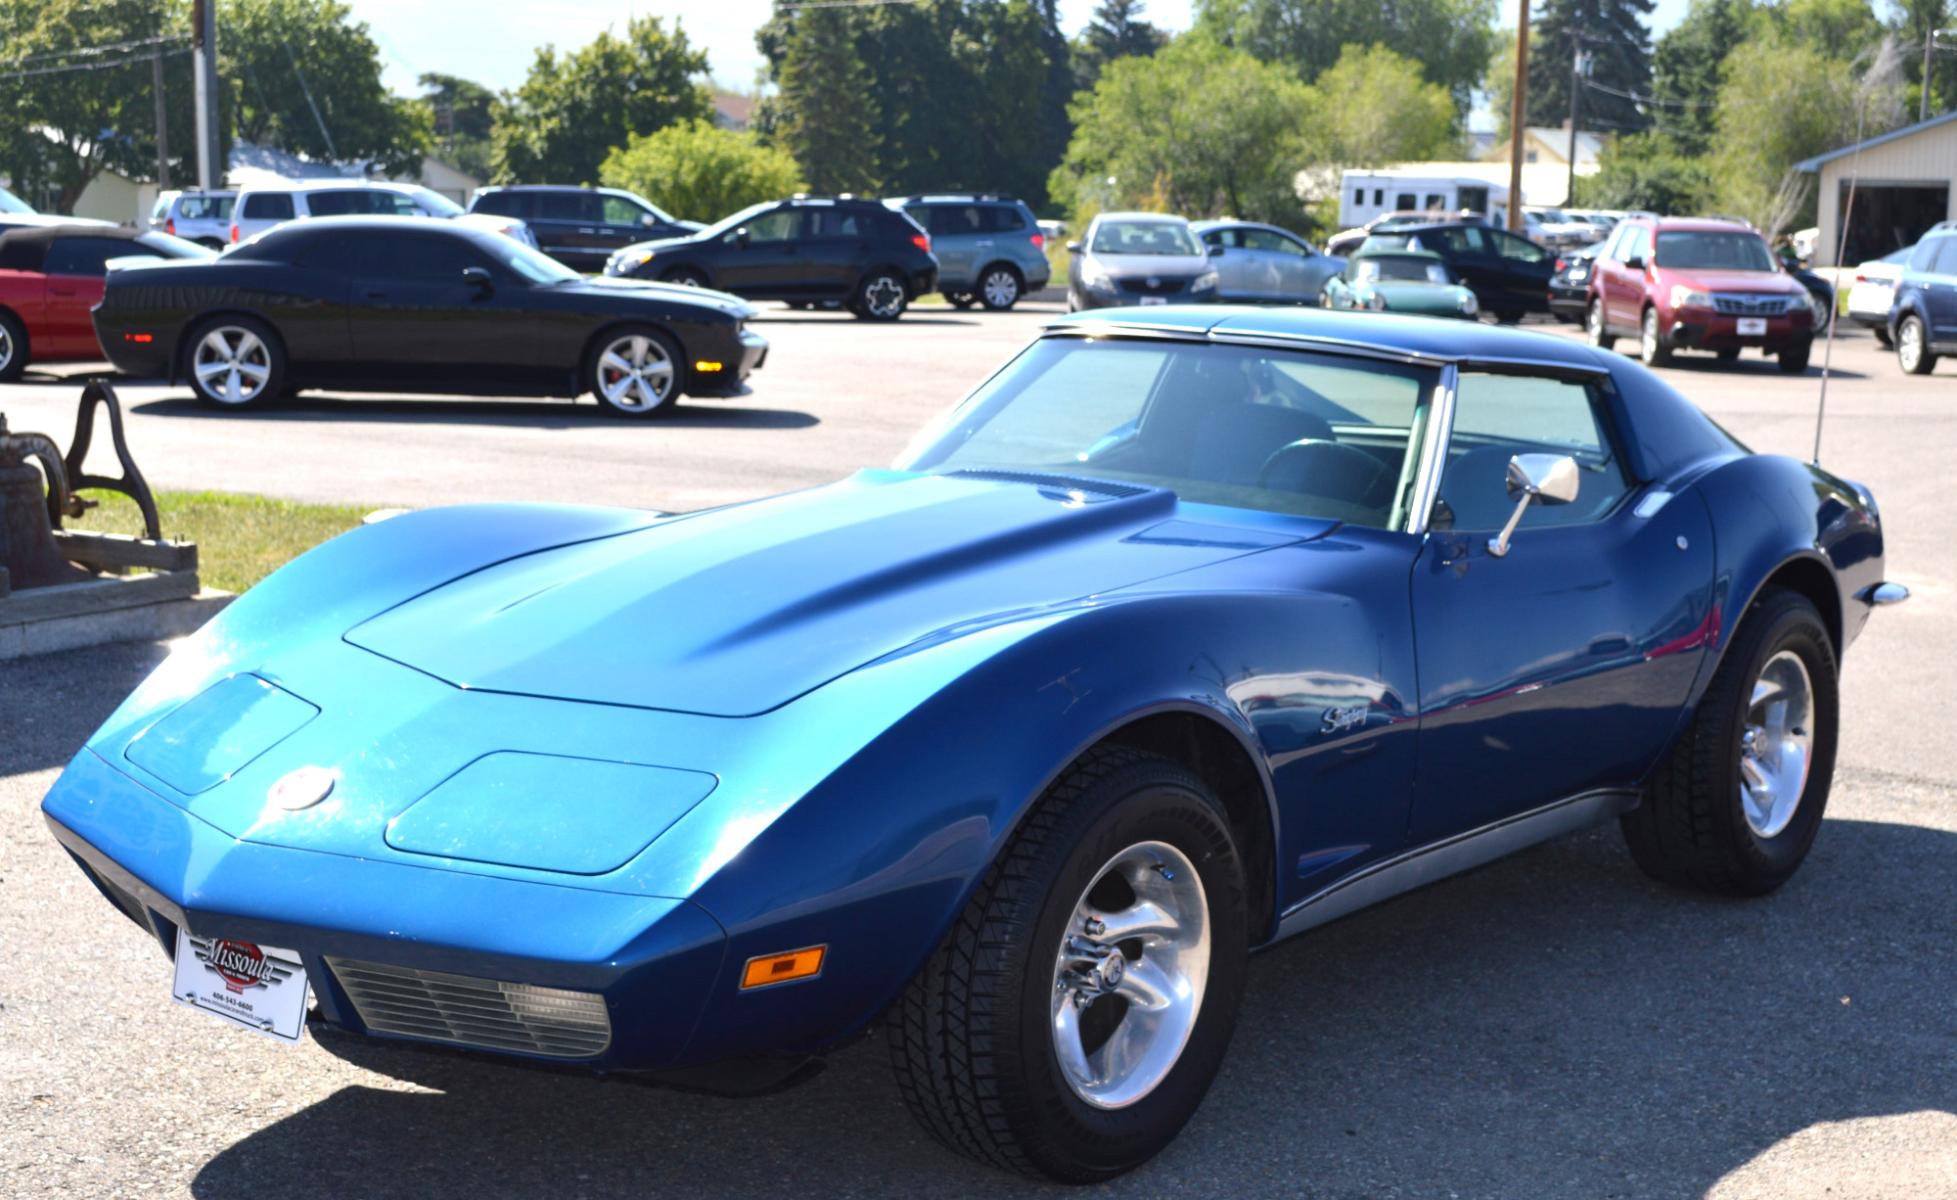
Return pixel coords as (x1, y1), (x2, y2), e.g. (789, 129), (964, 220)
(2, 310), (1953, 1198)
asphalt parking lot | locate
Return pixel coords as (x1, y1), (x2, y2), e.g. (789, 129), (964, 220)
(2, 308), (1953, 1198)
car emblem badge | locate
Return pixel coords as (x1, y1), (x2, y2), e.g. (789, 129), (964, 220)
(1321, 705), (1369, 734)
(268, 765), (336, 811)
(1146, 276), (1160, 288)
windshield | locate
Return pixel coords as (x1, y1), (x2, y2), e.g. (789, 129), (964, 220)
(0, 186), (32, 214)
(405, 186), (465, 218)
(896, 337), (1435, 528)
(1090, 219), (1201, 256)
(1356, 256), (1449, 283)
(479, 234), (580, 284)
(1655, 230), (1775, 271)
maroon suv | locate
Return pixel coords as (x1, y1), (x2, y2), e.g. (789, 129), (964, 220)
(1585, 216), (1815, 372)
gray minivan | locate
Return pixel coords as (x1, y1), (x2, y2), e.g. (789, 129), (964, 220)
(886, 194), (1050, 311)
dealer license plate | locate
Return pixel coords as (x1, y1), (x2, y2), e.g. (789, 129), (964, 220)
(1139, 296), (1167, 306)
(172, 928), (309, 1043)
(1736, 317), (1767, 336)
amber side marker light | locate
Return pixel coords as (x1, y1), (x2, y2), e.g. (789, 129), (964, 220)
(694, 359), (724, 373)
(741, 945), (826, 990)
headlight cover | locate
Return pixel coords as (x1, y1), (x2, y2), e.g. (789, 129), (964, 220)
(1457, 290), (1479, 315)
(1081, 259), (1113, 289)
(1192, 270), (1218, 292)
(1670, 285), (1713, 309)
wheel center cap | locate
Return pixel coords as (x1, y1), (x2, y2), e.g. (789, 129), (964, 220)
(1094, 952), (1124, 991)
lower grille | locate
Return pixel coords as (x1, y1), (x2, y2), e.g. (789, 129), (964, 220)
(327, 957), (612, 1059)
(1712, 294), (1790, 316)
(1117, 276), (1188, 295)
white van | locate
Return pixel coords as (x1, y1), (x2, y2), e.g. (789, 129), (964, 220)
(229, 180), (535, 248)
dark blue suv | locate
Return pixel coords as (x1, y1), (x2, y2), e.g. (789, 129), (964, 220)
(1891, 221), (1957, 374)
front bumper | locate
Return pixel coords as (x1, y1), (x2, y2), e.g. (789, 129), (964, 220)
(1072, 282), (1219, 310)
(687, 327), (768, 397)
(1667, 308), (1814, 350)
(44, 748), (729, 1072)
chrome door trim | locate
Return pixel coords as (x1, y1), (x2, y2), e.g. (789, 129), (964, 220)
(1404, 362), (1458, 536)
(1271, 788), (1640, 943)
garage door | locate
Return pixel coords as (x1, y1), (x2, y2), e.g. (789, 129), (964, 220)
(1839, 182), (1949, 265)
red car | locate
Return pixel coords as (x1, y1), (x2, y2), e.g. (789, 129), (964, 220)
(0, 224), (209, 381)
(1585, 216), (1815, 372)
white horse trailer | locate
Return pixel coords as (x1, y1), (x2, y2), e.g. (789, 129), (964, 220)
(1338, 171), (1513, 230)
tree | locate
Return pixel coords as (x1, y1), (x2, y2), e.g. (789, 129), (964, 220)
(1525, 0), (1656, 134)
(1192, 0), (1497, 109)
(599, 120), (804, 223)
(417, 72), (496, 180)
(219, 0), (429, 176)
(492, 16), (710, 183)
(1073, 0), (1167, 90)
(1049, 36), (1312, 225)
(1571, 131), (1714, 212)
(773, 5), (879, 194)
(1302, 44), (1459, 169)
(1650, 0), (1756, 155)
(1896, 0), (1955, 117)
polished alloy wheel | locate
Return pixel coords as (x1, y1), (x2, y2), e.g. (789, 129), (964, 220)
(1642, 310), (1660, 359)
(193, 326), (271, 405)
(597, 334), (675, 412)
(0, 321), (13, 372)
(982, 269), (1019, 309)
(1900, 318), (1924, 372)
(1587, 301), (1605, 344)
(1739, 649), (1814, 839)
(862, 275), (905, 318)
(1050, 839), (1209, 1110)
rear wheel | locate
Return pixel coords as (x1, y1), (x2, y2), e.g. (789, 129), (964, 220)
(1897, 315), (1936, 374)
(1716, 347), (1741, 363)
(184, 315), (283, 409)
(978, 264), (1023, 311)
(1620, 589), (1837, 895)
(587, 326), (683, 417)
(853, 270), (908, 321)
(889, 748), (1248, 1182)
(1586, 298), (1615, 351)
(0, 309), (28, 382)
(1640, 306), (1672, 366)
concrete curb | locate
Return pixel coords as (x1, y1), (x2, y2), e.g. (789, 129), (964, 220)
(0, 589), (234, 662)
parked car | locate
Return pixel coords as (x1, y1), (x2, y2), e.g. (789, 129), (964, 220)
(1363, 220), (1556, 321)
(44, 305), (1899, 1184)
(1190, 219), (1343, 304)
(148, 189), (236, 248)
(1548, 243), (1603, 323)
(1318, 245), (1478, 318)
(604, 196), (937, 321)
(1526, 207), (1606, 249)
(1585, 216), (1816, 372)
(230, 180), (535, 248)
(470, 185), (701, 273)
(885, 194), (1049, 311)
(93, 218), (764, 415)
(1325, 210), (1454, 257)
(0, 224), (211, 381)
(1065, 212), (1217, 311)
(1845, 245), (1913, 345)
(1888, 221), (1957, 374)
(0, 185), (117, 234)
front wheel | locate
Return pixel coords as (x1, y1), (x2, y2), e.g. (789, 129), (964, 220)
(889, 747), (1248, 1182)
(1897, 314), (1936, 374)
(0, 309), (28, 382)
(1586, 298), (1615, 351)
(1640, 306), (1672, 366)
(184, 315), (284, 409)
(853, 270), (908, 321)
(1777, 339), (1812, 374)
(587, 326), (683, 417)
(1620, 589), (1838, 895)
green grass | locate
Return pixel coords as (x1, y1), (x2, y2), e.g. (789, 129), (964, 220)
(70, 489), (376, 594)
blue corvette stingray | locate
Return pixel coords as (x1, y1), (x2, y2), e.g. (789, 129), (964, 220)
(45, 308), (1901, 1181)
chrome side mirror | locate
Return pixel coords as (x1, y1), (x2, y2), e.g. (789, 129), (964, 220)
(1487, 453), (1579, 558)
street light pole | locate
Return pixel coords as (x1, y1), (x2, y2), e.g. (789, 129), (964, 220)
(152, 47), (170, 192)
(1566, 44), (1585, 209)
(1508, 0), (1530, 232)
(192, 0), (219, 191)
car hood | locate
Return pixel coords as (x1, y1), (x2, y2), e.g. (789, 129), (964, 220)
(1087, 252), (1211, 278)
(563, 273), (753, 315)
(345, 471), (1328, 717)
(1655, 267), (1805, 294)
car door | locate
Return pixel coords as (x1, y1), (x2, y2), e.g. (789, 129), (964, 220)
(1199, 226), (1249, 297)
(528, 192), (602, 270)
(1233, 227), (1288, 300)
(1927, 236), (1957, 345)
(1407, 369), (1715, 842)
(925, 205), (981, 288)
(1604, 225), (1652, 330)
(713, 206), (803, 296)
(1425, 225), (1497, 307)
(1485, 228), (1555, 314)
(1250, 227), (1323, 301)
(800, 206), (872, 299)
(348, 231), (536, 387)
(39, 236), (126, 356)
(598, 193), (661, 256)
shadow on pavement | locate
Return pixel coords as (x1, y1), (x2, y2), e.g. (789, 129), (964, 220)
(190, 815), (1956, 1199)
(0, 639), (170, 775)
(128, 395), (820, 431)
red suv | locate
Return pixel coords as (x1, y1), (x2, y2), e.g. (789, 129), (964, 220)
(1585, 216), (1815, 372)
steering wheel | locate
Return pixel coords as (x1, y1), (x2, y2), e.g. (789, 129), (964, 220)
(1257, 439), (1393, 508)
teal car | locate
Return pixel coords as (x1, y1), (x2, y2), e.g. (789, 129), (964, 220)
(1320, 247), (1480, 319)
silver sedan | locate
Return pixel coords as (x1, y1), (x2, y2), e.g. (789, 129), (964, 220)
(1192, 219), (1344, 304)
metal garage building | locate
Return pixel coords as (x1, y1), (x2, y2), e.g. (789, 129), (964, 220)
(1797, 110), (1957, 268)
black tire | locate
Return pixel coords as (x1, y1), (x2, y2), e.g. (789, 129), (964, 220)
(660, 267), (709, 289)
(584, 325), (684, 418)
(888, 747), (1249, 1183)
(182, 314), (284, 409)
(1640, 305), (1672, 367)
(944, 292), (976, 310)
(852, 269), (909, 321)
(0, 308), (28, 382)
(1620, 588), (1838, 896)
(976, 264), (1024, 311)
(1586, 298), (1615, 351)
(1716, 346), (1741, 363)
(1873, 326), (1893, 348)
(1897, 314), (1936, 374)
(1777, 338), (1812, 374)
(1494, 308), (1523, 325)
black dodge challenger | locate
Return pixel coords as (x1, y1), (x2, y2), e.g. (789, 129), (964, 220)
(93, 216), (768, 417)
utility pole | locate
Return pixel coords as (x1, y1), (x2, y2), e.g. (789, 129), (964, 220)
(1924, 27), (1957, 122)
(1566, 43), (1588, 210)
(192, 0), (220, 191)
(151, 47), (170, 192)
(1508, 0), (1530, 232)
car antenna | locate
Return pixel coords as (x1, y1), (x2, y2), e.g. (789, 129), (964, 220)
(1813, 40), (1893, 464)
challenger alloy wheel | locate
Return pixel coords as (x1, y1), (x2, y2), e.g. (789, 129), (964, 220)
(590, 329), (681, 417)
(889, 747), (1247, 1182)
(185, 316), (284, 409)
(0, 309), (25, 382)
(979, 267), (1022, 311)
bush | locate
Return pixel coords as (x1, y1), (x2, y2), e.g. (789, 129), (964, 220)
(599, 120), (806, 225)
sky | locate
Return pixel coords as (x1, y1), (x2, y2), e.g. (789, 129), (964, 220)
(344, 0), (1695, 100)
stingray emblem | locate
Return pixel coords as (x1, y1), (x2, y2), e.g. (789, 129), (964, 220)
(268, 765), (337, 811)
(1320, 705), (1368, 734)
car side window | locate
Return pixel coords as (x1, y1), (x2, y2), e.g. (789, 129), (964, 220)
(1909, 237), (1943, 272)
(744, 208), (799, 242)
(1434, 373), (1632, 532)
(1492, 231), (1546, 263)
(806, 209), (862, 238)
(1438, 227), (1487, 255)
(240, 193), (295, 221)
(983, 205), (1025, 232)
(534, 192), (589, 222)
(43, 237), (132, 276)
(1244, 229), (1309, 257)
(1931, 237), (1957, 275)
(1205, 228), (1240, 249)
(473, 191), (525, 218)
(370, 235), (484, 282)
(601, 195), (649, 225)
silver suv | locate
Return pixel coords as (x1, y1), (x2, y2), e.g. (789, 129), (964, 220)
(149, 190), (236, 248)
(885, 194), (1050, 310)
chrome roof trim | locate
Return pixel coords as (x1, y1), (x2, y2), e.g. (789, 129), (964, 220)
(1406, 363), (1458, 537)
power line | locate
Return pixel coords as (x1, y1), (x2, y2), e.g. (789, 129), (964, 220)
(0, 43), (189, 85)
(0, 33), (183, 70)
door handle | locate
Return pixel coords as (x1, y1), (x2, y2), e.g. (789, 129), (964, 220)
(364, 291), (387, 300)
(577, 227), (599, 235)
